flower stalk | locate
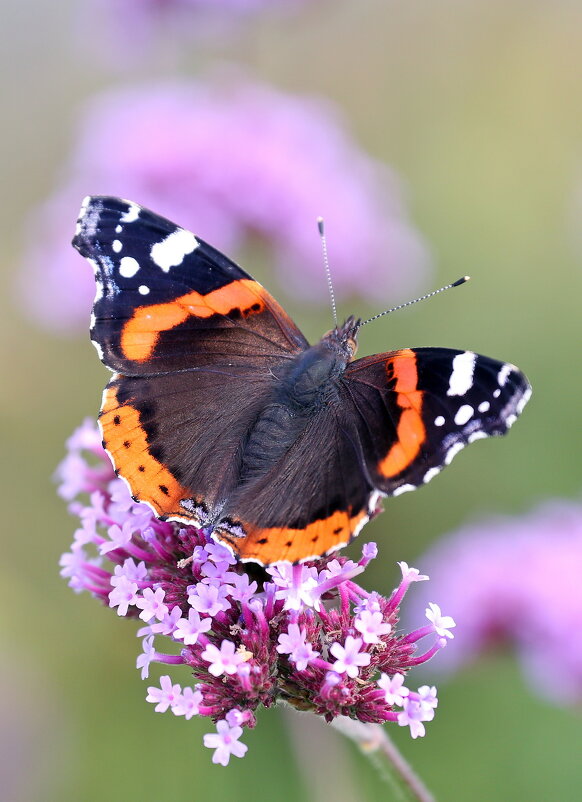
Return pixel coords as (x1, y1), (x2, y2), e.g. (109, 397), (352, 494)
(331, 717), (435, 802)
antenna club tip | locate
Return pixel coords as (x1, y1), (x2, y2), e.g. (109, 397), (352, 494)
(452, 275), (470, 287)
(317, 217), (325, 235)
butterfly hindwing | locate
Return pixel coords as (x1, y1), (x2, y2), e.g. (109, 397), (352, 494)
(100, 366), (279, 523)
(344, 347), (531, 495)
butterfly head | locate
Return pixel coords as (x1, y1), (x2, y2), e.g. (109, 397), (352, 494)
(322, 314), (361, 361)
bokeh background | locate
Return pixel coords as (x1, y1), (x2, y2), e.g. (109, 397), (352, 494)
(3, 0), (582, 800)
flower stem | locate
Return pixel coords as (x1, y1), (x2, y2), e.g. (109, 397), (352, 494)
(330, 717), (435, 802)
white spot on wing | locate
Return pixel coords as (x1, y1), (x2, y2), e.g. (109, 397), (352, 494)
(121, 203), (140, 224)
(434, 415), (445, 427)
(75, 195), (91, 235)
(112, 240), (122, 253)
(498, 363), (514, 387)
(493, 389), (501, 398)
(367, 490), (382, 513)
(392, 483), (416, 496)
(423, 467), (441, 484)
(119, 256), (140, 278)
(444, 441), (465, 464)
(468, 431), (488, 443)
(352, 512), (371, 540)
(454, 404), (474, 425)
(516, 385), (532, 414)
(138, 285), (150, 295)
(91, 339), (105, 361)
(478, 401), (490, 413)
(447, 351), (476, 396)
(150, 229), (199, 272)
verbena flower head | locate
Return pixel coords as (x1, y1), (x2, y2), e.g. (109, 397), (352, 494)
(20, 74), (429, 333)
(407, 500), (582, 705)
(58, 420), (451, 765)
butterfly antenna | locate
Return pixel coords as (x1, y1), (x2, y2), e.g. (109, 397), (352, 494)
(360, 276), (470, 327)
(317, 217), (338, 328)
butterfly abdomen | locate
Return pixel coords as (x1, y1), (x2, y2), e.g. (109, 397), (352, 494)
(240, 403), (300, 482)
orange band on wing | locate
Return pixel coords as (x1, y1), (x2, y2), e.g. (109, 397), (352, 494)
(216, 507), (368, 565)
(100, 384), (193, 516)
(120, 279), (266, 362)
(378, 349), (426, 478)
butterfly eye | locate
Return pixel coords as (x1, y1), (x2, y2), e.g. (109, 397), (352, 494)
(347, 337), (358, 359)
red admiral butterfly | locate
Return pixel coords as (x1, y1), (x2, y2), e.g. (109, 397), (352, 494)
(73, 196), (531, 565)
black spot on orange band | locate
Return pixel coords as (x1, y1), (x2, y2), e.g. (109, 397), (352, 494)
(120, 279), (267, 362)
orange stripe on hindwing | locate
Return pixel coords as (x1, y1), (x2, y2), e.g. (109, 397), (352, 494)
(100, 384), (193, 516)
(120, 279), (266, 362)
(216, 507), (369, 565)
(378, 349), (426, 478)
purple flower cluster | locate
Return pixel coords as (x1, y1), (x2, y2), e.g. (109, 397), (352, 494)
(408, 500), (582, 705)
(20, 74), (429, 333)
(58, 420), (452, 765)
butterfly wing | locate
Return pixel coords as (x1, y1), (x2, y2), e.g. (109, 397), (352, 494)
(73, 196), (309, 522)
(343, 347), (531, 495)
(73, 196), (308, 376)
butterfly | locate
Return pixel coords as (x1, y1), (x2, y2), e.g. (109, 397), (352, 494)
(73, 196), (531, 565)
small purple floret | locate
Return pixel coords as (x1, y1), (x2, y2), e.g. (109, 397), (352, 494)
(330, 636), (371, 678)
(146, 676), (182, 713)
(203, 719), (248, 766)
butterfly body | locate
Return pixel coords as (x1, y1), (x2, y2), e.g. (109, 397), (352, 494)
(74, 196), (531, 565)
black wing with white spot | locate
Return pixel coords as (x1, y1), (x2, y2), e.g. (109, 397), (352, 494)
(343, 347), (531, 495)
(72, 195), (308, 376)
(72, 196), (312, 533)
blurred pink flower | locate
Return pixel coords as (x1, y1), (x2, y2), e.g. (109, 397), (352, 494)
(19, 74), (429, 333)
(407, 500), (582, 704)
(81, 0), (315, 62)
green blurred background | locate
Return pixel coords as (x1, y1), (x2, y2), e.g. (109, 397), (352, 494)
(2, 0), (582, 800)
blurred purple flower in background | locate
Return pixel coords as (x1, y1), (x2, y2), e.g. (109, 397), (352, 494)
(81, 0), (315, 61)
(19, 73), (429, 333)
(407, 500), (582, 705)
(58, 420), (452, 765)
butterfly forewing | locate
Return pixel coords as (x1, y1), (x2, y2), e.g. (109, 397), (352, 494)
(73, 196), (308, 377)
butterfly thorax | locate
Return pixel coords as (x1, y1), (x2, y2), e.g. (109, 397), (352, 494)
(238, 330), (356, 486)
(280, 344), (346, 411)
(279, 315), (359, 409)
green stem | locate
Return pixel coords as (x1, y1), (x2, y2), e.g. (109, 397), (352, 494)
(330, 717), (435, 802)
